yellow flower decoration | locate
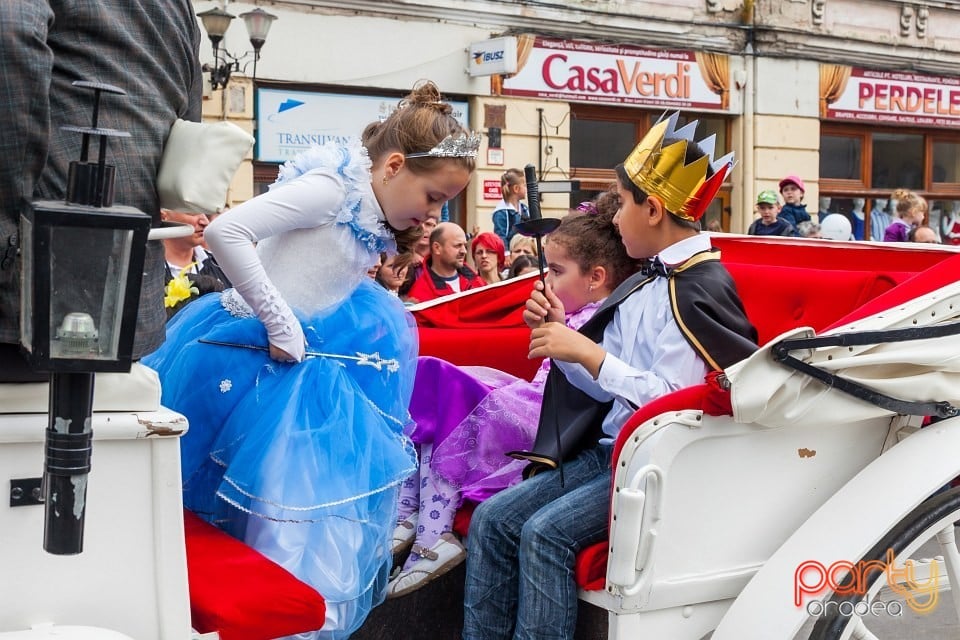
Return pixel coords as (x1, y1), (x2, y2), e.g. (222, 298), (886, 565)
(164, 262), (200, 308)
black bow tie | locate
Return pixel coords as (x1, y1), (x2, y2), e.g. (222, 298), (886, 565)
(642, 256), (673, 279)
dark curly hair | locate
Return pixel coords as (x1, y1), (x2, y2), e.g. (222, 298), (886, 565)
(546, 202), (640, 289)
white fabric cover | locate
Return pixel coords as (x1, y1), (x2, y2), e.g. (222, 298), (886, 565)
(157, 119), (254, 215)
(728, 280), (960, 429)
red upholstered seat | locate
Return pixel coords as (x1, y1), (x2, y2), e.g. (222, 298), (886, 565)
(415, 276), (544, 381)
(723, 262), (906, 346)
(183, 509), (327, 640)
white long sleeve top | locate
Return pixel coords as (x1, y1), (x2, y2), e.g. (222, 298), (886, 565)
(205, 142), (394, 362)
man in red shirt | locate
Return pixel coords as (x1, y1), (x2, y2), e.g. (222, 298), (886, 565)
(405, 222), (485, 303)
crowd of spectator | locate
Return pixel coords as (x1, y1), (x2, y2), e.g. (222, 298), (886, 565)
(747, 174), (945, 245)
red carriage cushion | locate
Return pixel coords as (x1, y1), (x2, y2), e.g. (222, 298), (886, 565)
(183, 509), (327, 640)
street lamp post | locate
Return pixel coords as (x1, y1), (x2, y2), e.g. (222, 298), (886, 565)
(197, 6), (278, 90)
(19, 81), (151, 555)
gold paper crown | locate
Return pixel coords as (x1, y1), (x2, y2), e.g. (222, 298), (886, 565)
(623, 113), (735, 222)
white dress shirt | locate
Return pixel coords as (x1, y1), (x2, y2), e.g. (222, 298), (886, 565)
(554, 234), (712, 440)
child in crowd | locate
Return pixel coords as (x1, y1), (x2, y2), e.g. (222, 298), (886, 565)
(778, 174), (811, 227)
(748, 189), (796, 236)
(376, 251), (417, 296)
(471, 231), (506, 285)
(397, 212), (440, 297)
(507, 254), (538, 278)
(884, 188), (927, 242)
(389, 191), (638, 598)
(491, 168), (529, 247)
(144, 81), (477, 639)
(463, 114), (758, 640)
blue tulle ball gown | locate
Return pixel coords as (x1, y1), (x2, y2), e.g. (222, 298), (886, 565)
(144, 140), (418, 639)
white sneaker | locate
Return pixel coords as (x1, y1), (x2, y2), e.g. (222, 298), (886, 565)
(386, 533), (466, 598)
(391, 512), (418, 556)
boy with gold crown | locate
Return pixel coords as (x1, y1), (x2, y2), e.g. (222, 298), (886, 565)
(462, 114), (758, 640)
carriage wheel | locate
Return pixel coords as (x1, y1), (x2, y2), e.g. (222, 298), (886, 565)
(806, 486), (960, 639)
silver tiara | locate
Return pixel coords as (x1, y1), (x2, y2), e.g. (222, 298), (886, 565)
(406, 132), (482, 159)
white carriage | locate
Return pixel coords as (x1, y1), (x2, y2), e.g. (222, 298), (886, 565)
(3, 234), (960, 640)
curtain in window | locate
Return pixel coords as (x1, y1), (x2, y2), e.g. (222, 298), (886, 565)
(694, 52), (729, 110)
(820, 64), (852, 117)
(491, 34), (536, 96)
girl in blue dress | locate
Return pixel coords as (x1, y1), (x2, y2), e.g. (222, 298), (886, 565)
(144, 81), (478, 639)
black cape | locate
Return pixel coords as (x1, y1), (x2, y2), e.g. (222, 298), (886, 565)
(509, 249), (758, 477)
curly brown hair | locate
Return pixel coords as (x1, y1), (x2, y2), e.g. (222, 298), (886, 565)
(546, 203), (640, 289)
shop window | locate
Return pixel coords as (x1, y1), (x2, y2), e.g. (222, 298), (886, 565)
(820, 135), (862, 181)
(932, 141), (960, 185)
(676, 114), (727, 160)
(569, 105), (732, 227)
(820, 124), (960, 240)
(871, 132), (923, 190)
(928, 199), (960, 245)
(818, 197), (866, 240)
(253, 162), (278, 197)
(570, 119), (636, 170)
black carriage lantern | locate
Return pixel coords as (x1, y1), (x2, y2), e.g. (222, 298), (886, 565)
(19, 81), (150, 555)
(20, 81), (150, 374)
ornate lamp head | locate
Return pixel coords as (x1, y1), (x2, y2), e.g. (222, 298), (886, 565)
(623, 112), (734, 222)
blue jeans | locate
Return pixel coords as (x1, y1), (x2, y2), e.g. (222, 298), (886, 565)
(462, 444), (612, 640)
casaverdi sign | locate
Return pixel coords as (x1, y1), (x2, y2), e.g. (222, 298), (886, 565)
(501, 37), (724, 111)
(826, 67), (960, 128)
(256, 89), (470, 163)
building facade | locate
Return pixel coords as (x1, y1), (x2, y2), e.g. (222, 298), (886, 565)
(198, 0), (960, 239)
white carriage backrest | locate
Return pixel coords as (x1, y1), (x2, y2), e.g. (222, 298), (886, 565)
(727, 279), (960, 429)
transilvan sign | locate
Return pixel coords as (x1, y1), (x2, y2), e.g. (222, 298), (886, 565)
(256, 89), (469, 163)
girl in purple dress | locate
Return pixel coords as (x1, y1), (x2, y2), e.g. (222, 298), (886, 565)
(883, 188), (927, 242)
(388, 195), (640, 597)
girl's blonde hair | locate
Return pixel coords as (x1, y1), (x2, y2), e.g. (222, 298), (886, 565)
(361, 80), (475, 248)
(891, 188), (927, 220)
(501, 168), (524, 200)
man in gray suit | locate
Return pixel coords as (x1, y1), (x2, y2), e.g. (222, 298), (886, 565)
(0, 1), (203, 379)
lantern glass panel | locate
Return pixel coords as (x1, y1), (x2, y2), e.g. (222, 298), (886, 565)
(48, 226), (134, 362)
